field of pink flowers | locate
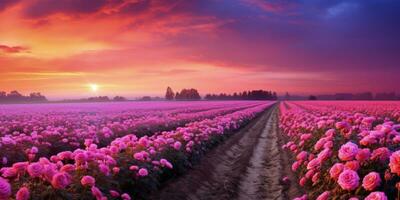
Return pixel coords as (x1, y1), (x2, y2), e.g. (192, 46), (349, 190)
(0, 101), (273, 199)
(280, 101), (400, 200)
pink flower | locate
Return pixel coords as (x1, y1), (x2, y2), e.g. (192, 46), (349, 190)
(323, 141), (333, 149)
(0, 178), (11, 199)
(27, 162), (44, 178)
(60, 164), (75, 173)
(329, 163), (344, 180)
(129, 165), (139, 171)
(43, 164), (57, 181)
(81, 175), (96, 187)
(12, 162), (29, 172)
(362, 172), (381, 191)
(113, 167), (120, 174)
(51, 172), (71, 189)
(338, 169), (360, 191)
(16, 187), (30, 200)
(389, 150), (400, 175)
(317, 149), (330, 161)
(296, 151), (308, 161)
(133, 152), (145, 161)
(336, 121), (349, 129)
(305, 169), (315, 179)
(109, 190), (120, 197)
(364, 192), (388, 200)
(74, 152), (87, 164)
(99, 164), (110, 176)
(30, 146), (39, 154)
(121, 193), (131, 200)
(356, 148), (371, 163)
(291, 161), (301, 172)
(312, 172), (320, 184)
(294, 194), (307, 200)
(138, 168), (148, 177)
(316, 191), (330, 200)
(371, 147), (391, 163)
(160, 159), (173, 169)
(360, 135), (377, 146)
(2, 167), (17, 178)
(173, 141), (182, 150)
(306, 158), (320, 170)
(345, 161), (360, 171)
(299, 177), (307, 186)
(91, 186), (103, 199)
(338, 142), (359, 161)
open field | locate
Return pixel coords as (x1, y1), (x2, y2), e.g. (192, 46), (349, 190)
(2, 101), (400, 199)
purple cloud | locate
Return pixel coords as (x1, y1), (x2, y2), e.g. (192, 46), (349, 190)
(24, 0), (108, 17)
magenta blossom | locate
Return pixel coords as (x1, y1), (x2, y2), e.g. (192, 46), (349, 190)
(338, 142), (359, 161)
(364, 192), (388, 200)
(362, 172), (381, 191)
(337, 169), (359, 190)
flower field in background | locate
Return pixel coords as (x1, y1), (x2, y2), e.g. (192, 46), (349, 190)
(0, 101), (264, 166)
(0, 101), (274, 199)
(280, 101), (400, 200)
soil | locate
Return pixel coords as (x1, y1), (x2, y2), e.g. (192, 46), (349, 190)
(150, 104), (303, 200)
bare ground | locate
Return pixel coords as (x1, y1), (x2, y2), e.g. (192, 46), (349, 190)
(150, 104), (302, 200)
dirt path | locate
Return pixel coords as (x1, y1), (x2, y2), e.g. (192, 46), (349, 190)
(151, 104), (302, 200)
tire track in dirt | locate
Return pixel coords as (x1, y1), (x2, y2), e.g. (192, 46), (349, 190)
(237, 106), (282, 199)
(151, 103), (302, 200)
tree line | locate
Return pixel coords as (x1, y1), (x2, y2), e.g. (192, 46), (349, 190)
(165, 87), (277, 100)
(165, 87), (201, 100)
(204, 90), (277, 100)
(0, 91), (48, 103)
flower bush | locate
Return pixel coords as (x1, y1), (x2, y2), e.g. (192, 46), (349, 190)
(281, 101), (400, 199)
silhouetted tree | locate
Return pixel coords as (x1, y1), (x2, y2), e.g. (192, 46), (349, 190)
(0, 90), (48, 103)
(308, 95), (317, 100)
(204, 90), (277, 100)
(175, 88), (201, 100)
(165, 86), (175, 100)
(284, 92), (290, 100)
(87, 96), (110, 102)
(113, 96), (127, 101)
(140, 96), (152, 101)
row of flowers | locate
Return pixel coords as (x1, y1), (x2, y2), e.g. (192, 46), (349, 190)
(280, 101), (400, 200)
(0, 101), (264, 167)
(0, 101), (274, 199)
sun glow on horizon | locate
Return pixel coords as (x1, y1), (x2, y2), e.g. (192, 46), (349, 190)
(89, 84), (99, 92)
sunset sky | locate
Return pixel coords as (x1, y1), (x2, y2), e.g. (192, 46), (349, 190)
(0, 0), (399, 99)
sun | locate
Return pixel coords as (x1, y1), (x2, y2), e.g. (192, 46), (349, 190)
(89, 84), (99, 92)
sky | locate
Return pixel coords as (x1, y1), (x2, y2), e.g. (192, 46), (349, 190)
(0, 0), (399, 99)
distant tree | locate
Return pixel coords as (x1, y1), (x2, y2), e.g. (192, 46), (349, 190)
(113, 96), (127, 101)
(88, 96), (110, 102)
(165, 86), (175, 100)
(308, 95), (317, 100)
(285, 92), (290, 100)
(29, 92), (47, 102)
(204, 90), (277, 101)
(0, 90), (48, 103)
(175, 88), (201, 100)
(140, 96), (152, 101)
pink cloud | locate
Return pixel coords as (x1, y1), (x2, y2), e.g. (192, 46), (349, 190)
(0, 44), (29, 54)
